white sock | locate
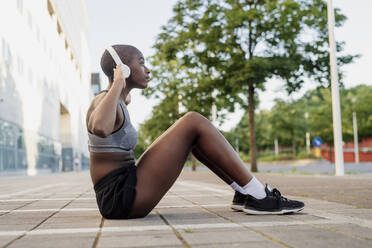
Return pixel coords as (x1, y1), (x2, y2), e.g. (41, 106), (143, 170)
(241, 177), (266, 199)
(229, 181), (245, 195)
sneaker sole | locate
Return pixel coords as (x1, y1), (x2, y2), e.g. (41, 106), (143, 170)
(231, 204), (244, 212)
(243, 206), (304, 215)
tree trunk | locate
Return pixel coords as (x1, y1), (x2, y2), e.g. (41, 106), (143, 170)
(248, 85), (258, 172)
(191, 154), (196, 171)
(292, 138), (296, 159)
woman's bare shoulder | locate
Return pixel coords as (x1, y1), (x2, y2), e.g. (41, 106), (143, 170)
(86, 92), (108, 125)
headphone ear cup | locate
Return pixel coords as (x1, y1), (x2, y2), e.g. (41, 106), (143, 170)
(120, 64), (131, 78)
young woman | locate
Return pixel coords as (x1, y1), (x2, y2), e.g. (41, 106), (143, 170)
(86, 44), (304, 219)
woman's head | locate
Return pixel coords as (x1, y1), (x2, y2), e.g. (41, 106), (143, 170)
(100, 44), (150, 89)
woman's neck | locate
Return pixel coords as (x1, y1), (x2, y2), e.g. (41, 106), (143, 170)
(107, 82), (132, 102)
(120, 87), (131, 103)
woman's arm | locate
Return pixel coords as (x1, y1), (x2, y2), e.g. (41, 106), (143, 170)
(88, 66), (125, 137)
(124, 93), (131, 105)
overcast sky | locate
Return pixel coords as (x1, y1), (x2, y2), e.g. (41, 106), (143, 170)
(86, 0), (372, 131)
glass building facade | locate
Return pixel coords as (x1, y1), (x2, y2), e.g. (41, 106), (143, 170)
(0, 0), (92, 175)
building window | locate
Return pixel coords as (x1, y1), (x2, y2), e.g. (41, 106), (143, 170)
(2, 39), (10, 65)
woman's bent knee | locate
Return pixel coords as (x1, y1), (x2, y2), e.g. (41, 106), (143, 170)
(182, 111), (208, 124)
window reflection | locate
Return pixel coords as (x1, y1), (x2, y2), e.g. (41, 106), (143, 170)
(0, 119), (61, 172)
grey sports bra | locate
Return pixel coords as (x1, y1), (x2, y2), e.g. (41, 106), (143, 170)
(87, 95), (138, 154)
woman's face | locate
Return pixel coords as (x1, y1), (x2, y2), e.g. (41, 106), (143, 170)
(127, 51), (150, 89)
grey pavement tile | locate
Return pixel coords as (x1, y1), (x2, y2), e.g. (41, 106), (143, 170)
(283, 212), (326, 221)
(0, 212), (52, 225)
(157, 208), (226, 225)
(210, 207), (306, 224)
(22, 201), (71, 209)
(0, 236), (15, 247)
(37, 215), (101, 229)
(326, 208), (372, 220)
(157, 197), (190, 207)
(98, 230), (182, 248)
(0, 204), (27, 211)
(183, 196), (229, 205)
(64, 202), (98, 208)
(8, 233), (97, 248)
(179, 228), (266, 245)
(192, 240), (283, 248)
(104, 212), (164, 227)
(322, 223), (372, 241)
(0, 224), (34, 231)
(53, 210), (101, 218)
(300, 198), (356, 210)
(254, 224), (372, 248)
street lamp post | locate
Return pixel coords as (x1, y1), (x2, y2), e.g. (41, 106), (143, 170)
(305, 112), (310, 154)
(274, 139), (279, 156)
(353, 111), (359, 164)
(327, 0), (344, 176)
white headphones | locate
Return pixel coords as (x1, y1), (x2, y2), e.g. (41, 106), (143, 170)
(106, 46), (131, 78)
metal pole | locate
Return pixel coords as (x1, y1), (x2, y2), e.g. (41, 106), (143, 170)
(306, 132), (310, 154)
(274, 139), (279, 156)
(327, 0), (344, 176)
(353, 112), (359, 164)
(305, 112), (310, 154)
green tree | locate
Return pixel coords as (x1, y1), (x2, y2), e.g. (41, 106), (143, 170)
(270, 99), (306, 158)
(343, 85), (372, 142)
(145, 0), (355, 172)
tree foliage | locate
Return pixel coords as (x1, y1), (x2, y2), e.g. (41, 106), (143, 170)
(140, 0), (356, 170)
(228, 85), (372, 158)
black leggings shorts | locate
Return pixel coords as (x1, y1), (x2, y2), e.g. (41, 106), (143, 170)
(94, 165), (137, 219)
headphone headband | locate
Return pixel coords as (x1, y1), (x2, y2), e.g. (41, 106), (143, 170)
(106, 46), (131, 78)
(106, 46), (123, 66)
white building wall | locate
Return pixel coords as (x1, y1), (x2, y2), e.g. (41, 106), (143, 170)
(0, 0), (92, 175)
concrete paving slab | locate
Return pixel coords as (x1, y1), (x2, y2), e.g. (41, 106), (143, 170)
(254, 224), (372, 248)
(8, 233), (97, 248)
(0, 203), (29, 211)
(192, 240), (283, 248)
(52, 210), (101, 218)
(157, 207), (227, 225)
(0, 237), (15, 247)
(178, 228), (266, 245)
(322, 223), (372, 241)
(104, 213), (164, 227)
(98, 230), (182, 248)
(0, 170), (371, 247)
(37, 215), (101, 229)
(0, 224), (35, 231)
(0, 214), (50, 225)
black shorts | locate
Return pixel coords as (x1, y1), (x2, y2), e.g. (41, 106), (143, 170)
(94, 165), (137, 219)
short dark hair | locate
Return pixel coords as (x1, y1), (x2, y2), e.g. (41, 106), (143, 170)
(100, 44), (140, 83)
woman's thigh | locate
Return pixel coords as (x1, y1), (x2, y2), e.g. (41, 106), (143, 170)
(129, 112), (202, 218)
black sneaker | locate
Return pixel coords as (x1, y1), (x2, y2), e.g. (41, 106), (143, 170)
(231, 191), (248, 211)
(243, 185), (304, 215)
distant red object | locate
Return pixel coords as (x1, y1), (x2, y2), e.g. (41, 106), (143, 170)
(320, 137), (372, 162)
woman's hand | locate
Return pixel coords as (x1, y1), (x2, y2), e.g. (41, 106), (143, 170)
(113, 65), (126, 88)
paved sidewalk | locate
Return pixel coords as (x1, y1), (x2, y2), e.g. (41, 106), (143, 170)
(0, 171), (371, 248)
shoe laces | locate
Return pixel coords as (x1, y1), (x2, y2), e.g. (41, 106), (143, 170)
(272, 188), (289, 202)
